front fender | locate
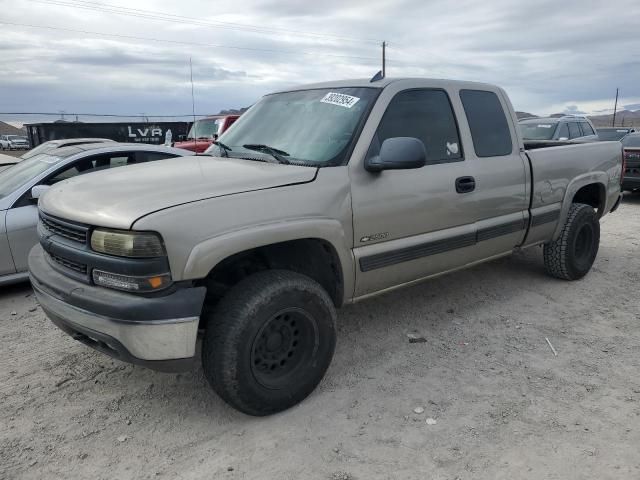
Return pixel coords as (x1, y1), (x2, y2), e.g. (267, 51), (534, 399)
(182, 218), (355, 302)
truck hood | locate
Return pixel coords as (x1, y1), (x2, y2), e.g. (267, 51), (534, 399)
(39, 156), (317, 229)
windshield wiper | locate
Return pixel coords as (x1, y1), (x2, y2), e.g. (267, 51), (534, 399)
(242, 144), (290, 164)
(214, 141), (232, 157)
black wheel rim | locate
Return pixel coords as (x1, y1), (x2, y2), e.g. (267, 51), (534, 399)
(250, 308), (318, 390)
(574, 223), (594, 263)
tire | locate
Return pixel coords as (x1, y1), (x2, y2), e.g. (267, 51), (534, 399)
(543, 203), (600, 280)
(202, 270), (337, 416)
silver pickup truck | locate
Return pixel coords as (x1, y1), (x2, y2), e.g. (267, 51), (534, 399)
(28, 78), (623, 416)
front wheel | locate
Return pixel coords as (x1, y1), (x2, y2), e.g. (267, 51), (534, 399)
(202, 270), (337, 416)
(543, 203), (600, 280)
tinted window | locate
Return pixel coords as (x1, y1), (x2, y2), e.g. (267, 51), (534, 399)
(580, 122), (594, 136)
(568, 122), (582, 139)
(134, 151), (178, 163)
(519, 122), (557, 140)
(460, 90), (512, 157)
(556, 123), (569, 140)
(372, 89), (462, 164)
(45, 152), (135, 185)
(623, 134), (640, 148)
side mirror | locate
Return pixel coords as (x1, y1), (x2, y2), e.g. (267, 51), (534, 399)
(31, 185), (50, 201)
(558, 137), (568, 141)
(365, 137), (427, 173)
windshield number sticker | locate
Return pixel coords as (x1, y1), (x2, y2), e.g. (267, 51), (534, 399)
(538, 124), (553, 128)
(320, 92), (360, 109)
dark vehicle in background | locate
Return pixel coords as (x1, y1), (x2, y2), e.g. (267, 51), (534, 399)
(622, 133), (640, 191)
(26, 122), (190, 148)
(22, 138), (116, 160)
(597, 127), (636, 141)
(519, 116), (599, 148)
(173, 115), (240, 153)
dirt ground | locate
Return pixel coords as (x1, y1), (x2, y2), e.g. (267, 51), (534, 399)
(1, 198), (639, 480)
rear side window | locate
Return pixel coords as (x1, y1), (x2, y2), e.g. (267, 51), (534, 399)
(460, 90), (512, 157)
(556, 123), (569, 140)
(568, 122), (581, 139)
(372, 89), (463, 164)
(580, 122), (595, 136)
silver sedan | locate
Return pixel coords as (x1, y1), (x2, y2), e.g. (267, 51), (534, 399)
(0, 143), (193, 286)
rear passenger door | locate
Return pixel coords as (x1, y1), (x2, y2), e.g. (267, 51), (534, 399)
(458, 89), (529, 257)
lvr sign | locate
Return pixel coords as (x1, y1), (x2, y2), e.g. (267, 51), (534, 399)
(128, 126), (163, 138)
(127, 126), (165, 143)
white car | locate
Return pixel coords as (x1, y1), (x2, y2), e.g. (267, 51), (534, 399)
(22, 138), (116, 160)
(1, 135), (29, 150)
(0, 137), (11, 150)
(0, 143), (194, 285)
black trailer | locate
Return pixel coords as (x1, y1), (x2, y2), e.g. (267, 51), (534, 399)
(25, 121), (191, 147)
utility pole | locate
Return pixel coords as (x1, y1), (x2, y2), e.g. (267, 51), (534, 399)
(612, 88), (619, 127)
(381, 41), (386, 78)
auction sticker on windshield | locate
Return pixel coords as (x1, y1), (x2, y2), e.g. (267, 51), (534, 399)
(320, 92), (360, 108)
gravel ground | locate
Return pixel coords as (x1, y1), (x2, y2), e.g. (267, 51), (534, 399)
(1, 198), (639, 480)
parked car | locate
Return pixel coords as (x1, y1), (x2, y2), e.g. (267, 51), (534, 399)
(0, 143), (193, 286)
(1, 135), (30, 150)
(519, 116), (599, 148)
(0, 137), (10, 150)
(597, 127), (637, 141)
(173, 115), (240, 153)
(29, 78), (623, 416)
(622, 132), (640, 191)
(22, 138), (116, 160)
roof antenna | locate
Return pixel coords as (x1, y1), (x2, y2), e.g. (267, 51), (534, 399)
(370, 70), (384, 83)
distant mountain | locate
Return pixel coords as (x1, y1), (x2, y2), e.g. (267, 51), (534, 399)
(0, 121), (27, 136)
(516, 111), (538, 119)
(587, 110), (640, 128)
(515, 110), (640, 128)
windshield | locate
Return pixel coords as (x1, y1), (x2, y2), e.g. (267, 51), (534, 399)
(187, 119), (220, 140)
(207, 87), (378, 166)
(598, 129), (631, 141)
(0, 154), (61, 199)
(519, 122), (558, 140)
(623, 134), (640, 148)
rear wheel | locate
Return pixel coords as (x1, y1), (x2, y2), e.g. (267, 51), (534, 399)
(202, 270), (337, 416)
(543, 203), (600, 280)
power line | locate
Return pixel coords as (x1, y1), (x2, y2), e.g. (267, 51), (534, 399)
(0, 20), (380, 61)
(27, 0), (380, 45)
(0, 112), (216, 117)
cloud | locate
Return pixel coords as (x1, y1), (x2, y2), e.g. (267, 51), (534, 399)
(0, 0), (639, 124)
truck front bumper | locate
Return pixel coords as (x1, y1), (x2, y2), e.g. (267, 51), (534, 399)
(29, 244), (206, 372)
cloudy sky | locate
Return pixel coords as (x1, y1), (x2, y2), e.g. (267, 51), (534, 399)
(0, 0), (639, 125)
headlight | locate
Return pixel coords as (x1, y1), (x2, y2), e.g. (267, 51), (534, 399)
(93, 270), (171, 292)
(91, 229), (166, 257)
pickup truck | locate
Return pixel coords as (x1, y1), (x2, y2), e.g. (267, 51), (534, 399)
(28, 78), (624, 416)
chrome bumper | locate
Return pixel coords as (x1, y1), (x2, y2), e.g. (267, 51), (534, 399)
(33, 281), (199, 362)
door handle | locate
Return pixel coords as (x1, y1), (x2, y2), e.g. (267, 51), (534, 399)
(455, 176), (475, 193)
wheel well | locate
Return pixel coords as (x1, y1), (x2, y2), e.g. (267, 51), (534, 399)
(199, 238), (344, 313)
(572, 183), (605, 217)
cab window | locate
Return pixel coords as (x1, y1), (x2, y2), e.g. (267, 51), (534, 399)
(369, 89), (463, 165)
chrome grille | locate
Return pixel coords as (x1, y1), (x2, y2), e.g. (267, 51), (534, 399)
(40, 213), (88, 244)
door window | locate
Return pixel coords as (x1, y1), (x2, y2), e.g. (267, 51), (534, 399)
(555, 123), (569, 140)
(568, 122), (582, 139)
(369, 89), (462, 164)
